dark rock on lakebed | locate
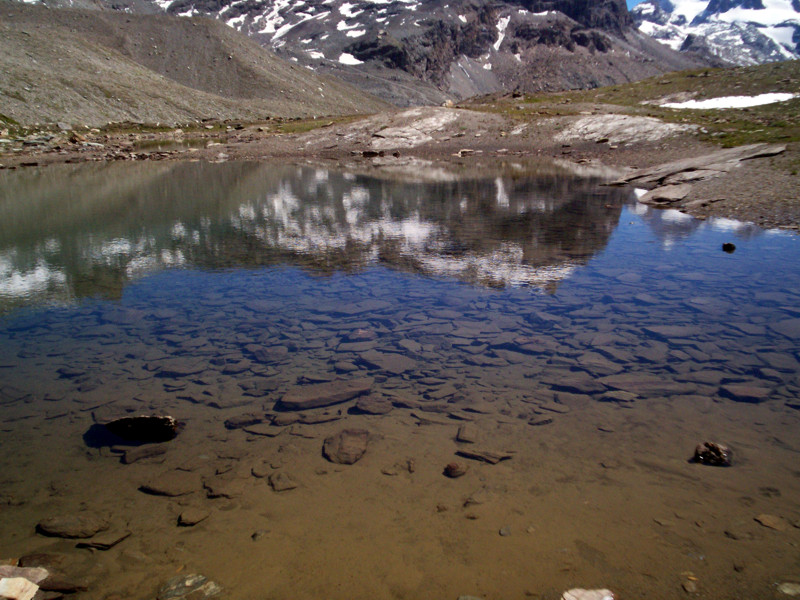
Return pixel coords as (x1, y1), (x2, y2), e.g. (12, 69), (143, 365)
(444, 462), (468, 478)
(103, 415), (180, 443)
(322, 428), (369, 464)
(693, 442), (732, 466)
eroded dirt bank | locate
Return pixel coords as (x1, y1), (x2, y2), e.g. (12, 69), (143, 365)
(1, 106), (798, 230)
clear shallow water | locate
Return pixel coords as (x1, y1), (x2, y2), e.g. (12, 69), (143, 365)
(1, 161), (799, 600)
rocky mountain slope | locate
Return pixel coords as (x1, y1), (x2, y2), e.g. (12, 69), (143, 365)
(0, 2), (389, 127)
(632, 0), (800, 65)
(13, 0), (708, 106)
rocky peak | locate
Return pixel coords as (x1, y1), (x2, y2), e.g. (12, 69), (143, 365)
(633, 0), (800, 65)
(512, 0), (632, 33)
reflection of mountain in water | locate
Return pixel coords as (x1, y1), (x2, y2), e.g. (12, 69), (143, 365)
(0, 161), (629, 312)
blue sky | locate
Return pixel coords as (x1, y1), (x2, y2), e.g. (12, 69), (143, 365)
(627, 0), (644, 7)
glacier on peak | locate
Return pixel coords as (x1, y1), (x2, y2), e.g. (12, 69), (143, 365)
(633, 0), (800, 64)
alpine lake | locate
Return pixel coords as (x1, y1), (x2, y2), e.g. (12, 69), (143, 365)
(1, 160), (799, 600)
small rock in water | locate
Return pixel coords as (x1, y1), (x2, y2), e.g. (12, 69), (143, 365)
(693, 442), (732, 466)
(156, 574), (221, 600)
(178, 508), (210, 527)
(561, 589), (615, 600)
(444, 462), (468, 478)
(251, 529), (269, 542)
(456, 423), (478, 443)
(269, 471), (298, 492)
(104, 415), (179, 443)
(322, 429), (369, 464)
(754, 513), (789, 531)
(722, 242), (736, 253)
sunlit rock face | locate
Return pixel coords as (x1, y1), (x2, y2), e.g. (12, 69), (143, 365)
(0, 162), (630, 313)
(632, 0), (800, 65)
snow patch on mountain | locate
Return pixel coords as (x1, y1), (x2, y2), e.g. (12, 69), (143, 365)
(633, 0), (800, 65)
(662, 92), (798, 109)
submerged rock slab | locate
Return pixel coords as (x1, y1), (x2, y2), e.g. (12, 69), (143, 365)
(36, 515), (109, 539)
(278, 378), (373, 410)
(360, 350), (417, 374)
(140, 471), (202, 497)
(323, 429), (369, 464)
(456, 448), (513, 465)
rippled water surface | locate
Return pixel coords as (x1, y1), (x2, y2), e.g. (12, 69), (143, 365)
(1, 161), (799, 600)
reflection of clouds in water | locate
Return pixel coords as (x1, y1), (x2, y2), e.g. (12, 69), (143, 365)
(0, 163), (628, 313)
(661, 210), (693, 223)
(0, 251), (67, 299)
(707, 217), (748, 232)
(635, 202), (772, 249)
(495, 177), (509, 209)
(418, 245), (577, 287)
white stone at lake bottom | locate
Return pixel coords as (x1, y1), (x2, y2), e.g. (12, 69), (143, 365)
(562, 589), (615, 600)
(0, 577), (40, 600)
(779, 583), (800, 596)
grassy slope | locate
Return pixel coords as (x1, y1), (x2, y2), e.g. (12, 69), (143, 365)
(466, 60), (800, 149)
(0, 2), (390, 128)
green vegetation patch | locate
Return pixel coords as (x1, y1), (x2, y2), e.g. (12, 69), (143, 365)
(466, 60), (800, 147)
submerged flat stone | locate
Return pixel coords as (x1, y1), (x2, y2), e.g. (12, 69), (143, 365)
(140, 471), (202, 497)
(720, 384), (771, 403)
(323, 429), (369, 465)
(278, 378), (373, 410)
(37, 515), (109, 539)
(359, 350), (417, 374)
(456, 447), (513, 465)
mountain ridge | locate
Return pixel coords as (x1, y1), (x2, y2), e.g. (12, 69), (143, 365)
(0, 1), (389, 127)
(11, 0), (709, 105)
